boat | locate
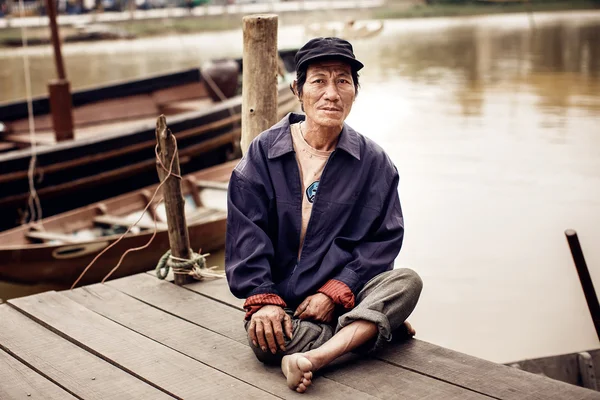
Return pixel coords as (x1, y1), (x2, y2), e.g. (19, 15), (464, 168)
(305, 20), (384, 41)
(0, 49), (298, 230)
(507, 349), (600, 391)
(0, 160), (237, 287)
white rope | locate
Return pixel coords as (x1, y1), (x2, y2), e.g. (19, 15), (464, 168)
(18, 0), (43, 228)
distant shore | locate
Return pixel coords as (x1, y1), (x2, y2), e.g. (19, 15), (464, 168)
(1, 0), (599, 48)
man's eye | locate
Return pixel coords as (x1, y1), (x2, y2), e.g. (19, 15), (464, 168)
(339, 79), (349, 84)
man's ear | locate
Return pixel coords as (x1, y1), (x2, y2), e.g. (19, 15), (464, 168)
(292, 80), (299, 97)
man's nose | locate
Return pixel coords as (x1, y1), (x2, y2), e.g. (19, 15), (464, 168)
(323, 82), (340, 101)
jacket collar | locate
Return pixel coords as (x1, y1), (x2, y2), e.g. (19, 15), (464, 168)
(267, 113), (361, 160)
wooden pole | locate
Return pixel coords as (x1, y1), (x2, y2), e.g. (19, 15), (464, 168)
(156, 115), (194, 286)
(241, 14), (278, 156)
(565, 229), (600, 343)
(45, 0), (74, 141)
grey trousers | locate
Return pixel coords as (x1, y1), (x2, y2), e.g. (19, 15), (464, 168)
(245, 268), (423, 365)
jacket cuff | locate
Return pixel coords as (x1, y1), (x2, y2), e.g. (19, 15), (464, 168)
(333, 267), (361, 295)
(243, 294), (287, 320)
(318, 279), (355, 309)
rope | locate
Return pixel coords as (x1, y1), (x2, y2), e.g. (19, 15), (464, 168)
(155, 250), (224, 281)
(18, 0), (43, 228)
(71, 135), (179, 289)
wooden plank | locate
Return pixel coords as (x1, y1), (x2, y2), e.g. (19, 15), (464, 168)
(578, 352), (598, 391)
(0, 305), (169, 400)
(8, 292), (277, 400)
(378, 339), (600, 400)
(0, 348), (77, 400)
(25, 230), (80, 243)
(186, 278), (244, 309)
(194, 180), (229, 191)
(185, 279), (600, 400)
(109, 273), (248, 344)
(65, 283), (388, 400)
(108, 274), (492, 399)
(94, 215), (168, 230)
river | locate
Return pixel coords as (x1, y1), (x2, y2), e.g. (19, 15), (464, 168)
(0, 10), (599, 364)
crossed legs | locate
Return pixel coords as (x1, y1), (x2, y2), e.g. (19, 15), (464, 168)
(246, 268), (423, 393)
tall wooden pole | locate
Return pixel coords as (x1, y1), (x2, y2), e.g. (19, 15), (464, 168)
(565, 229), (600, 342)
(156, 115), (194, 286)
(241, 14), (278, 156)
(45, 0), (74, 141)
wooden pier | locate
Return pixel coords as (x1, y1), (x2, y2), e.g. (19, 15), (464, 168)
(1, 272), (599, 399)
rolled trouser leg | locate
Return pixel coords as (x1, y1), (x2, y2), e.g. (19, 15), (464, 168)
(336, 268), (423, 352)
(245, 309), (335, 365)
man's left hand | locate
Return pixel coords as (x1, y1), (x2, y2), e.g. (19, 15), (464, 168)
(294, 293), (335, 323)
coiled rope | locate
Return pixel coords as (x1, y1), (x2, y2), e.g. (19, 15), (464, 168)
(155, 250), (224, 281)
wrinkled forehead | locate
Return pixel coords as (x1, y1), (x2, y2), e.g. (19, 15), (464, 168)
(306, 60), (353, 76)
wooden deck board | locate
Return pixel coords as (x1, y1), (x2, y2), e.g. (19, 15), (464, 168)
(108, 273), (493, 400)
(8, 291), (277, 400)
(64, 283), (380, 400)
(110, 273), (248, 345)
(0, 348), (77, 400)
(182, 276), (600, 400)
(3, 272), (598, 399)
(0, 305), (171, 400)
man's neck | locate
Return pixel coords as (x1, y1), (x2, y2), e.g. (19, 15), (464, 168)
(301, 121), (340, 152)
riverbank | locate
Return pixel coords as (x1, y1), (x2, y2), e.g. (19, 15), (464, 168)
(1, 0), (599, 48)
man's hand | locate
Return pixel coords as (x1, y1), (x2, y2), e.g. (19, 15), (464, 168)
(249, 305), (293, 354)
(294, 293), (335, 323)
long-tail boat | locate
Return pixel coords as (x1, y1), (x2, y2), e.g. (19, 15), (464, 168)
(0, 49), (298, 230)
(0, 160), (236, 287)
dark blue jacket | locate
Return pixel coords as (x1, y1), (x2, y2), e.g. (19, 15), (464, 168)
(225, 113), (404, 308)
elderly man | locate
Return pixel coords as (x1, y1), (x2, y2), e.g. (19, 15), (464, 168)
(225, 37), (422, 393)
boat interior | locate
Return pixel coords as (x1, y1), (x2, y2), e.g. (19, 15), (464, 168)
(0, 78), (220, 152)
(0, 162), (233, 247)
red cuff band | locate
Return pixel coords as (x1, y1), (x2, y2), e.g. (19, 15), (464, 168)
(243, 294), (286, 320)
(318, 279), (355, 309)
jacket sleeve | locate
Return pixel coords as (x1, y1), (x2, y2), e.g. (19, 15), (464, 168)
(329, 167), (404, 297)
(225, 166), (282, 300)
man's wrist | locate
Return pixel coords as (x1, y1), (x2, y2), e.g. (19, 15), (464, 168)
(243, 293), (286, 320)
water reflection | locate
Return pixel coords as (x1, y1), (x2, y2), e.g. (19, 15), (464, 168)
(370, 16), (600, 119)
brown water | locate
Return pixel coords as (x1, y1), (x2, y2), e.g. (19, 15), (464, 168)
(1, 10), (599, 364)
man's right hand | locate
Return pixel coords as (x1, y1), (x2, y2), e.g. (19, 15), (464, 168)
(248, 305), (293, 354)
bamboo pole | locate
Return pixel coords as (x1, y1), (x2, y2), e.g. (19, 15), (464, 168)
(156, 115), (194, 286)
(241, 14), (278, 156)
(45, 0), (74, 141)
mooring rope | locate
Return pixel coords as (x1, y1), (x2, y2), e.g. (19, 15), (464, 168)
(155, 250), (224, 281)
(18, 0), (43, 228)
(71, 136), (179, 289)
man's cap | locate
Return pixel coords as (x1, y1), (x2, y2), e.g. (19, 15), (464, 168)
(295, 37), (364, 72)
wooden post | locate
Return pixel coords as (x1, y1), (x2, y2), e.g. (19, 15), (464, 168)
(565, 229), (600, 343)
(241, 14), (278, 156)
(155, 115), (194, 286)
(45, 0), (74, 141)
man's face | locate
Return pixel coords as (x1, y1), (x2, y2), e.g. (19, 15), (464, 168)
(299, 60), (356, 129)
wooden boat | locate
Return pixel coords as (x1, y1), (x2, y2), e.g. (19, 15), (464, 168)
(507, 349), (600, 391)
(305, 20), (384, 41)
(0, 49), (298, 230)
(0, 160), (236, 287)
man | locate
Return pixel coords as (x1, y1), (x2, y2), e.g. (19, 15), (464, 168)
(225, 37), (422, 393)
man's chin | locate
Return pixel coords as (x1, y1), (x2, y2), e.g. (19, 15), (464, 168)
(313, 117), (344, 130)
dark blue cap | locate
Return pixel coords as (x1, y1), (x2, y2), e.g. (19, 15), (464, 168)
(295, 37), (364, 72)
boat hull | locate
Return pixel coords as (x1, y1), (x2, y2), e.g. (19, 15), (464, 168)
(0, 49), (298, 230)
(0, 218), (226, 286)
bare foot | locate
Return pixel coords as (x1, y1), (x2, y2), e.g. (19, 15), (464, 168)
(281, 353), (314, 393)
(404, 321), (416, 336)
